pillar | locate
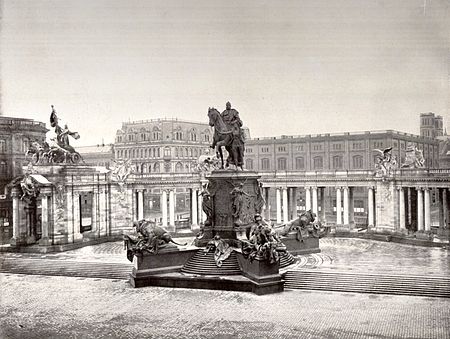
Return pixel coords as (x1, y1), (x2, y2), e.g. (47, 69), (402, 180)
(161, 190), (168, 227)
(349, 187), (354, 225)
(289, 187), (296, 220)
(437, 189), (444, 229)
(399, 188), (406, 231)
(276, 188), (282, 224)
(312, 187), (318, 215)
(407, 187), (412, 226)
(417, 189), (424, 231)
(39, 193), (50, 245)
(264, 187), (271, 221)
(320, 187), (326, 222)
(443, 189), (448, 228)
(368, 187), (374, 226)
(336, 187), (342, 225)
(305, 187), (311, 211)
(137, 190), (144, 220)
(343, 187), (349, 225)
(424, 188), (431, 232)
(282, 187), (289, 223)
(191, 188), (198, 227)
(11, 190), (21, 244)
(73, 193), (82, 242)
(169, 189), (175, 228)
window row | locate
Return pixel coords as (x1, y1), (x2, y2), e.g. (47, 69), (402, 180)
(245, 155), (366, 171)
(117, 147), (206, 159)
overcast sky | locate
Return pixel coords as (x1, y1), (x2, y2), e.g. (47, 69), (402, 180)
(1, 0), (448, 145)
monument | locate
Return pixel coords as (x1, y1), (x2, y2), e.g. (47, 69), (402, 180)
(126, 102), (322, 295)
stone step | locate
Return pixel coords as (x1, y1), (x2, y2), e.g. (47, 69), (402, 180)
(0, 258), (131, 280)
(284, 270), (450, 298)
(181, 250), (242, 275)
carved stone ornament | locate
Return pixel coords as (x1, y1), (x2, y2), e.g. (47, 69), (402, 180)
(111, 159), (133, 186)
(374, 147), (398, 179)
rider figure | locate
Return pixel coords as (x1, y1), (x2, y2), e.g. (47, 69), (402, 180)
(221, 101), (243, 143)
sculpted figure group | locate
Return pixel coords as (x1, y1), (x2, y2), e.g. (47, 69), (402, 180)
(25, 106), (83, 164)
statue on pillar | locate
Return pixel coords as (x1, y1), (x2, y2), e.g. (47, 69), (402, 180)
(199, 183), (212, 226)
(401, 143), (425, 168)
(208, 101), (245, 170)
(374, 147), (398, 178)
(230, 182), (251, 226)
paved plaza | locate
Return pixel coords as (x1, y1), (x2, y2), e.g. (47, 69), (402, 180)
(1, 273), (449, 339)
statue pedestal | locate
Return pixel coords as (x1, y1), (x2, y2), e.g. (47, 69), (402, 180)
(129, 247), (198, 288)
(281, 233), (320, 256)
(236, 252), (284, 295)
(196, 170), (263, 247)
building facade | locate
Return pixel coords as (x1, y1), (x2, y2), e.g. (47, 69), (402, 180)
(77, 144), (114, 169)
(0, 116), (48, 243)
(244, 130), (440, 172)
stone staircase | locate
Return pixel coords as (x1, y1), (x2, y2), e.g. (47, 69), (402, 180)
(181, 250), (242, 275)
(284, 269), (450, 298)
(0, 257), (131, 280)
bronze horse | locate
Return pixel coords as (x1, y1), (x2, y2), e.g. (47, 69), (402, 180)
(207, 107), (244, 170)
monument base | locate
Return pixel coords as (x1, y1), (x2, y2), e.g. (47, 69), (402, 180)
(280, 234), (320, 255)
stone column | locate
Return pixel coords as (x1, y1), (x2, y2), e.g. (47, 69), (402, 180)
(137, 190), (144, 220)
(73, 193), (82, 242)
(289, 187), (296, 220)
(368, 187), (374, 227)
(443, 189), (448, 228)
(437, 188), (444, 229)
(264, 187), (271, 221)
(161, 190), (168, 227)
(10, 189), (21, 245)
(349, 187), (355, 226)
(39, 192), (50, 246)
(276, 188), (282, 224)
(305, 187), (311, 211)
(312, 187), (318, 215)
(169, 189), (175, 229)
(424, 188), (431, 232)
(343, 187), (349, 225)
(197, 191), (204, 225)
(407, 187), (412, 227)
(399, 187), (406, 231)
(417, 189), (424, 231)
(191, 188), (198, 228)
(282, 187), (289, 223)
(336, 187), (342, 225)
(320, 187), (326, 223)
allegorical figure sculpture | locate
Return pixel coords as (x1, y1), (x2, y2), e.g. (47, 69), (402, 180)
(199, 183), (212, 226)
(203, 235), (233, 267)
(230, 182), (250, 226)
(241, 214), (285, 264)
(208, 101), (245, 170)
(401, 143), (425, 168)
(123, 219), (187, 261)
(374, 147), (398, 178)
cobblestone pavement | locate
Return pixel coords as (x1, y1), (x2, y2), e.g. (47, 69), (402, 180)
(0, 273), (449, 339)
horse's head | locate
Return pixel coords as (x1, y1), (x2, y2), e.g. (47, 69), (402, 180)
(207, 107), (219, 127)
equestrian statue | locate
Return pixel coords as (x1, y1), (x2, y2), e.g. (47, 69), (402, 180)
(208, 101), (245, 170)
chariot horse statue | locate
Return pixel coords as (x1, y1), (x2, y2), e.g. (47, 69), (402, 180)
(208, 106), (245, 170)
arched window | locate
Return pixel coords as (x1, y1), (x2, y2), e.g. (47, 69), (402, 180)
(261, 158), (270, 170)
(352, 155), (363, 169)
(152, 127), (161, 140)
(245, 159), (253, 170)
(313, 156), (323, 170)
(295, 157), (304, 170)
(332, 155), (343, 169)
(153, 162), (160, 173)
(175, 162), (183, 172)
(0, 161), (7, 175)
(277, 158), (287, 170)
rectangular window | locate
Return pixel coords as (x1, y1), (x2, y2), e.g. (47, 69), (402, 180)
(261, 147), (269, 153)
(277, 158), (287, 170)
(261, 158), (270, 170)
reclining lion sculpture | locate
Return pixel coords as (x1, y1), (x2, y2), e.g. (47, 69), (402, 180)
(124, 220), (187, 261)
